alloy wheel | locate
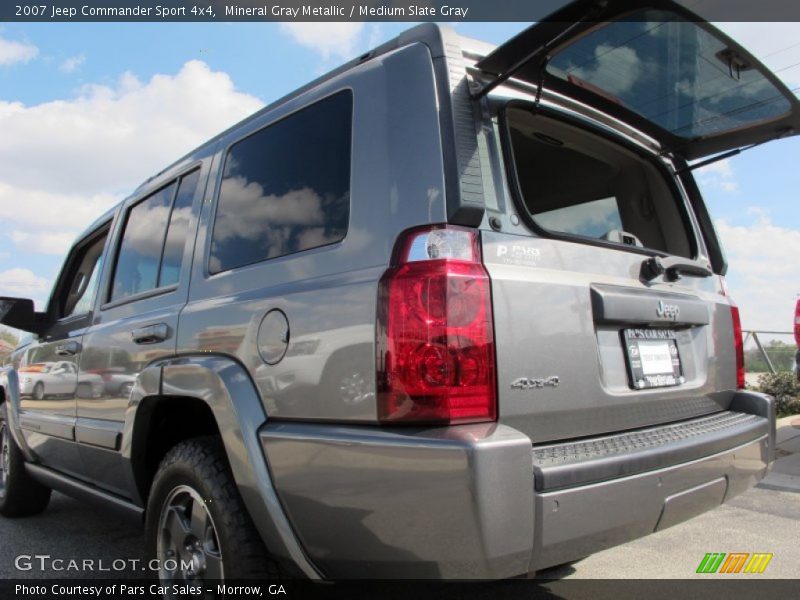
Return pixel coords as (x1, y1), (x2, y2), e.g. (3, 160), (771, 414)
(0, 420), (9, 499)
(157, 485), (224, 585)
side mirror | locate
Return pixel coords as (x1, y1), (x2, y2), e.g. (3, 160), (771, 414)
(0, 297), (46, 335)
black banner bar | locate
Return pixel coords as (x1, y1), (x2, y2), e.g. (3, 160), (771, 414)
(3, 0), (800, 23)
(3, 579), (800, 600)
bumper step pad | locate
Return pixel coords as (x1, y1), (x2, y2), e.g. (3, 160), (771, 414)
(532, 411), (767, 491)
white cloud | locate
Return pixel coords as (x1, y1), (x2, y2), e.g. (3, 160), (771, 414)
(9, 231), (77, 255)
(59, 53), (85, 73)
(714, 23), (800, 90)
(0, 60), (263, 196)
(0, 183), (119, 232)
(0, 268), (50, 298)
(0, 60), (263, 261)
(695, 158), (739, 193)
(572, 43), (657, 96)
(280, 23), (364, 60)
(0, 36), (38, 66)
(716, 212), (800, 332)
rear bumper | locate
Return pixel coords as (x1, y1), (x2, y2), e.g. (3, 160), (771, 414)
(258, 392), (773, 579)
(531, 433), (768, 570)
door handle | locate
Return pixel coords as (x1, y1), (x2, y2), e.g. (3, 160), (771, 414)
(55, 340), (81, 356)
(131, 323), (170, 345)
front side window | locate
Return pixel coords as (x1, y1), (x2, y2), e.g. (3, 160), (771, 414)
(61, 231), (108, 319)
(209, 90), (352, 274)
(110, 169), (199, 302)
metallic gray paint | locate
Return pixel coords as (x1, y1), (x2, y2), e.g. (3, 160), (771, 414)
(153, 356), (321, 579)
(181, 42), (447, 424)
(590, 284), (710, 326)
(481, 231), (737, 443)
(0, 21), (780, 581)
(0, 368), (35, 462)
(75, 157), (213, 493)
(260, 422), (534, 579)
(532, 435), (768, 570)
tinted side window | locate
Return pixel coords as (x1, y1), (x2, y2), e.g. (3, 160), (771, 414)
(111, 183), (175, 302)
(110, 168), (200, 303)
(61, 230), (108, 319)
(210, 90), (352, 274)
(159, 170), (200, 287)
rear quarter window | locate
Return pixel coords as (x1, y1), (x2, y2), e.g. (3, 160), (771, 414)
(209, 90), (353, 274)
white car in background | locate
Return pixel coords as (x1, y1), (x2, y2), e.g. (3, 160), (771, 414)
(19, 361), (104, 400)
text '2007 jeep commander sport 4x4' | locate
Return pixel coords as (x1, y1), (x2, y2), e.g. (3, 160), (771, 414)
(0, 0), (793, 583)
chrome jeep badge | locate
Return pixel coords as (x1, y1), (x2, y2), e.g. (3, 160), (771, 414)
(656, 300), (680, 321)
(510, 376), (560, 390)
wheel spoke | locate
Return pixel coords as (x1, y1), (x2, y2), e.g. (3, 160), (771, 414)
(0, 423), (8, 487)
(164, 505), (191, 546)
(204, 552), (223, 580)
(189, 497), (209, 541)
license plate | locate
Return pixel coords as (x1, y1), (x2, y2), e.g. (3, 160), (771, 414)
(623, 329), (683, 389)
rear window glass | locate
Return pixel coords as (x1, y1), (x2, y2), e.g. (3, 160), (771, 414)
(505, 107), (693, 258)
(534, 197), (623, 238)
(547, 10), (792, 139)
(209, 90), (352, 274)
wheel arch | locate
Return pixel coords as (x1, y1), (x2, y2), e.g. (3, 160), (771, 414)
(0, 367), (35, 461)
(121, 354), (320, 579)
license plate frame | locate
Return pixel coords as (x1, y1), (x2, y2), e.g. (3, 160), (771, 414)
(623, 328), (684, 389)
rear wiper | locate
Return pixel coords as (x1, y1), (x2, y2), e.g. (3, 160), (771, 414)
(641, 256), (712, 282)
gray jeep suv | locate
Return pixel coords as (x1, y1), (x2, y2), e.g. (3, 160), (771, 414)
(0, 1), (793, 583)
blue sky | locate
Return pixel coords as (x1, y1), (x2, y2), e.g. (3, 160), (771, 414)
(0, 21), (798, 335)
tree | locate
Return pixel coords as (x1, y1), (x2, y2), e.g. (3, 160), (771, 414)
(744, 339), (796, 373)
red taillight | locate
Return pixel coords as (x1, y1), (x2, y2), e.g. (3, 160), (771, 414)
(794, 299), (800, 347)
(730, 303), (745, 389)
(377, 225), (497, 425)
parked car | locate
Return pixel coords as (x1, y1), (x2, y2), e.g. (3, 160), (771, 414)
(0, 1), (791, 585)
(18, 361), (104, 400)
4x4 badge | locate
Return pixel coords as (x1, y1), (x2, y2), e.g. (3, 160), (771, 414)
(510, 376), (560, 390)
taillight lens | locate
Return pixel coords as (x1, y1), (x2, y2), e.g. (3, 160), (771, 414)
(794, 299), (800, 347)
(377, 225), (497, 424)
(730, 303), (745, 389)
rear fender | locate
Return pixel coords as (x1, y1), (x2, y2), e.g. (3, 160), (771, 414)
(120, 354), (321, 579)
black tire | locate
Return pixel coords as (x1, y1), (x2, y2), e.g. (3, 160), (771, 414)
(145, 436), (281, 585)
(32, 382), (44, 400)
(0, 404), (51, 517)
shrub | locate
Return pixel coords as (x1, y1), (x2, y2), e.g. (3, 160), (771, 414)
(757, 372), (800, 418)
